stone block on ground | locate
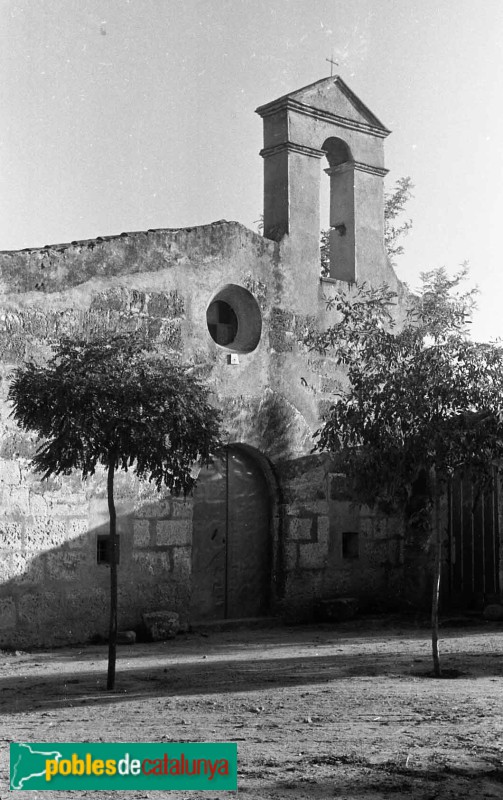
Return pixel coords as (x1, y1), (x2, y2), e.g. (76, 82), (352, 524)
(117, 630), (136, 644)
(315, 597), (359, 622)
(482, 603), (503, 621)
(142, 611), (180, 641)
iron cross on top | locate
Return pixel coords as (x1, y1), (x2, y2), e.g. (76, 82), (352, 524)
(326, 55), (339, 76)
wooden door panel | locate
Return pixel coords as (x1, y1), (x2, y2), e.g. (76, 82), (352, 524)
(191, 447), (271, 621)
(226, 449), (270, 618)
(190, 457), (227, 620)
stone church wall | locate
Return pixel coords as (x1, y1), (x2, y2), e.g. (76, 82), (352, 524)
(0, 76), (418, 645)
(0, 218), (406, 646)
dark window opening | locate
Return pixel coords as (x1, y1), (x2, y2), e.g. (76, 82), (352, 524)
(342, 531), (359, 559)
(97, 534), (120, 565)
(207, 300), (239, 346)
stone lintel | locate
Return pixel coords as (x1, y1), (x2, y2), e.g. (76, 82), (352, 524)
(325, 162), (389, 178)
(354, 161), (389, 177)
(324, 162), (354, 176)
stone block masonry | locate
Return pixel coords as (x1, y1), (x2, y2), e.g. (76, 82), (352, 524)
(276, 455), (404, 620)
(0, 459), (196, 646)
(0, 221), (285, 645)
(0, 73), (417, 640)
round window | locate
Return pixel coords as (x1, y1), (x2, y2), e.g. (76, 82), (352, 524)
(206, 284), (262, 353)
(207, 300), (238, 346)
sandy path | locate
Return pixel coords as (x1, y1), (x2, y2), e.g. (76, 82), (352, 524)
(1, 620), (502, 799)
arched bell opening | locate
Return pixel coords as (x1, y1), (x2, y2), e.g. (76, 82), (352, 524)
(322, 136), (353, 169)
(320, 136), (356, 282)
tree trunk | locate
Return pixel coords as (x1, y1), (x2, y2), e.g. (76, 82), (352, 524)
(107, 458), (118, 691)
(431, 480), (442, 677)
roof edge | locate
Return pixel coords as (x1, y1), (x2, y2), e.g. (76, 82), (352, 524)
(256, 75), (390, 134)
(0, 220), (270, 257)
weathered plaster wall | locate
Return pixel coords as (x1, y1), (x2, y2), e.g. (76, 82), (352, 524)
(0, 75), (418, 644)
(0, 218), (376, 644)
(0, 216), (408, 645)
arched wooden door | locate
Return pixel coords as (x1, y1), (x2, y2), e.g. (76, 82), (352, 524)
(191, 447), (271, 621)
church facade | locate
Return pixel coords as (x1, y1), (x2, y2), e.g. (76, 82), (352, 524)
(0, 77), (451, 646)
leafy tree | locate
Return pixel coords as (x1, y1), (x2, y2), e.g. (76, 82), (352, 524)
(320, 176), (414, 276)
(307, 267), (503, 676)
(384, 176), (414, 266)
(8, 334), (223, 689)
(320, 228), (331, 277)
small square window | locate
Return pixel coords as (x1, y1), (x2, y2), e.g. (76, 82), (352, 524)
(97, 534), (120, 565)
(342, 531), (359, 559)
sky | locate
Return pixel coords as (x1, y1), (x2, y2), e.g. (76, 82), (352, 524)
(1, 0), (502, 341)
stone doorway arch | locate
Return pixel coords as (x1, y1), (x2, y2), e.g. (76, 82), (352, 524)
(190, 445), (273, 621)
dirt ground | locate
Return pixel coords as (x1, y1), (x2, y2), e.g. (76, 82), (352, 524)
(1, 618), (503, 800)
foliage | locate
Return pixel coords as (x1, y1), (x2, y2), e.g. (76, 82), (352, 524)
(384, 176), (414, 266)
(320, 228), (331, 277)
(9, 333), (223, 689)
(308, 267), (503, 508)
(414, 262), (477, 341)
(307, 267), (503, 674)
(320, 176), (414, 276)
(9, 334), (223, 494)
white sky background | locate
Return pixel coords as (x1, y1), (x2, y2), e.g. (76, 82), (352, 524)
(0, 0), (502, 341)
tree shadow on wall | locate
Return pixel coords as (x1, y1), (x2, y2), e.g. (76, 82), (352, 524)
(0, 483), (192, 651)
